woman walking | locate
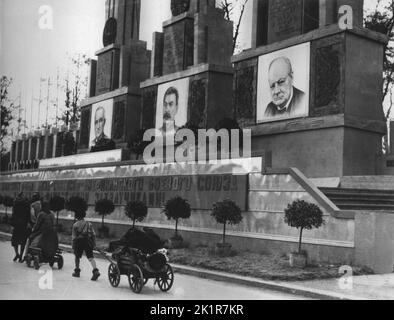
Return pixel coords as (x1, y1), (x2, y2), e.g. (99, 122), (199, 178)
(29, 201), (58, 261)
(11, 193), (31, 262)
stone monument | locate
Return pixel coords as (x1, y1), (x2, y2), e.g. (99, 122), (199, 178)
(78, 0), (151, 154)
(233, 0), (387, 178)
(141, 0), (234, 133)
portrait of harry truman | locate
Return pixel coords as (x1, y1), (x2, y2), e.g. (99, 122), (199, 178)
(264, 56), (307, 118)
(91, 106), (116, 152)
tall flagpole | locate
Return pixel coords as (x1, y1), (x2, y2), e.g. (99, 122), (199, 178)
(45, 77), (51, 128)
(38, 77), (43, 129)
(30, 90), (34, 132)
(17, 90), (22, 136)
(56, 68), (60, 128)
(24, 91), (27, 134)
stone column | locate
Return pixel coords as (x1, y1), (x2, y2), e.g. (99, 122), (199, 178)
(319, 0), (337, 27)
(15, 136), (21, 170)
(21, 134), (28, 169)
(35, 130), (42, 160)
(88, 59), (97, 98)
(151, 32), (164, 78)
(52, 128), (59, 158)
(27, 132), (33, 162)
(320, 0), (364, 28)
(42, 129), (50, 159)
(251, 0), (269, 48)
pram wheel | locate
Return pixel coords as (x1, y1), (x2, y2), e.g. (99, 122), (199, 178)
(33, 256), (40, 270)
(57, 256), (64, 270)
(157, 264), (174, 292)
(128, 264), (144, 294)
(108, 263), (120, 288)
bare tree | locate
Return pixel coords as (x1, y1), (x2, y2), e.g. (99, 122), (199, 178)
(219, 0), (249, 53)
(60, 53), (90, 126)
(365, 0), (394, 119)
(0, 76), (16, 154)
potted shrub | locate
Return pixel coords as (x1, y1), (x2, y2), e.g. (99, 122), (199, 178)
(2, 195), (14, 224)
(211, 199), (243, 256)
(66, 196), (88, 225)
(163, 196), (191, 249)
(50, 196), (66, 231)
(125, 200), (148, 229)
(284, 200), (324, 268)
(95, 199), (115, 238)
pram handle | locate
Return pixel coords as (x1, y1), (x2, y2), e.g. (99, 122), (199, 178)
(95, 248), (116, 264)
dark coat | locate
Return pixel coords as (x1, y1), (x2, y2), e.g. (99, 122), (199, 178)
(30, 211), (58, 258)
(91, 134), (116, 152)
(11, 196), (31, 246)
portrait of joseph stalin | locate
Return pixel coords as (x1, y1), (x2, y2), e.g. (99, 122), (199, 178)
(159, 86), (181, 136)
(264, 56), (307, 118)
(91, 106), (116, 152)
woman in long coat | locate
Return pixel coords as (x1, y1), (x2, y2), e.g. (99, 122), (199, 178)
(29, 201), (58, 261)
(11, 193), (31, 262)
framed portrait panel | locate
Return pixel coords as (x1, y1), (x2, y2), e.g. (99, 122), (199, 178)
(89, 99), (114, 148)
(156, 78), (190, 136)
(257, 42), (310, 123)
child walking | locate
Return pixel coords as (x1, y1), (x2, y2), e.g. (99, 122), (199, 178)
(72, 210), (100, 281)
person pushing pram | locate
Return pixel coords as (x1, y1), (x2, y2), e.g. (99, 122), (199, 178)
(26, 201), (60, 267)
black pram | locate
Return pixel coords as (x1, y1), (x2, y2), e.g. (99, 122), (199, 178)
(108, 227), (164, 254)
(100, 228), (174, 293)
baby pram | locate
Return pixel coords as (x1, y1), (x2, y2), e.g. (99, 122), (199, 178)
(100, 228), (173, 293)
(25, 226), (63, 270)
(98, 246), (174, 294)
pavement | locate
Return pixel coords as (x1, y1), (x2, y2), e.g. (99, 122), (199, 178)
(0, 240), (306, 300)
(1, 231), (393, 300)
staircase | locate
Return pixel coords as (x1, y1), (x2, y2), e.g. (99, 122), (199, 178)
(320, 188), (394, 211)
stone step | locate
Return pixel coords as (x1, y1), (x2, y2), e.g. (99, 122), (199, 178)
(320, 188), (394, 196)
(335, 203), (394, 211)
(320, 188), (394, 211)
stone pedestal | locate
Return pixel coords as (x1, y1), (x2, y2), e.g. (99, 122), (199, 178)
(319, 0), (364, 28)
(251, 0), (320, 47)
(251, 0), (363, 47)
(152, 2), (233, 77)
(162, 14), (195, 75)
(141, 64), (234, 130)
(232, 26), (387, 178)
(143, 0), (234, 134)
(95, 45), (121, 96)
(80, 0), (150, 154)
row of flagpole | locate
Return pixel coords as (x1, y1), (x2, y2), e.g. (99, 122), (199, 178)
(13, 69), (62, 138)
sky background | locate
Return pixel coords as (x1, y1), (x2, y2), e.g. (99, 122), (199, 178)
(0, 0), (381, 137)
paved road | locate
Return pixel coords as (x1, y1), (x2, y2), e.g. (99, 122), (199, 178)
(0, 241), (307, 300)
